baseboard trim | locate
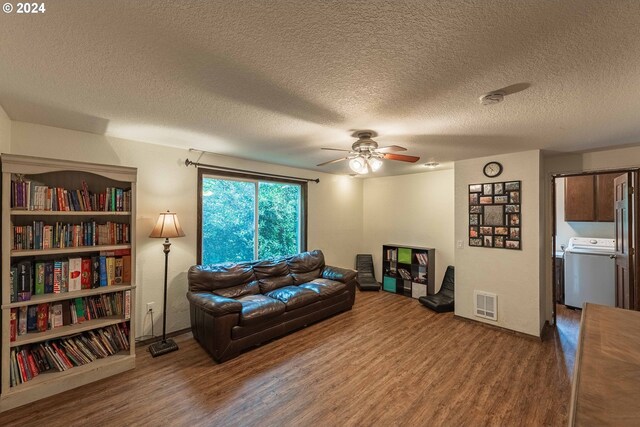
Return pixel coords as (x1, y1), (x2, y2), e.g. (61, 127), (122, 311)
(135, 328), (192, 347)
(453, 314), (542, 341)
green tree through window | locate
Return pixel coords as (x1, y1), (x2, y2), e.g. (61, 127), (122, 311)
(200, 174), (304, 264)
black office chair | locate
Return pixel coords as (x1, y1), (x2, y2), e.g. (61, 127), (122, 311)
(355, 254), (380, 291)
(419, 266), (455, 312)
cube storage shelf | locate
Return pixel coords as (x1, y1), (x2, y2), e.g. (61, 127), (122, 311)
(1, 154), (137, 412)
(382, 244), (435, 298)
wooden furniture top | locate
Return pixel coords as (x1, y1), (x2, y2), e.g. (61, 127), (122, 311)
(569, 303), (640, 426)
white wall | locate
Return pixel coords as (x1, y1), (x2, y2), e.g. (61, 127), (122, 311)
(9, 121), (364, 338)
(362, 169), (454, 291)
(455, 150), (544, 337)
(0, 105), (10, 153)
(554, 177), (614, 252)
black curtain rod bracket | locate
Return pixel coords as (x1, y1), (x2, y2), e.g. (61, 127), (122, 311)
(184, 159), (320, 183)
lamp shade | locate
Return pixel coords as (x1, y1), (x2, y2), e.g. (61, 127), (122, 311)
(149, 211), (185, 238)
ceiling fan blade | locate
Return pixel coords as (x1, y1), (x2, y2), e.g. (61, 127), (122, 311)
(383, 153), (421, 163)
(317, 157), (349, 166)
(375, 145), (407, 153)
(321, 147), (351, 152)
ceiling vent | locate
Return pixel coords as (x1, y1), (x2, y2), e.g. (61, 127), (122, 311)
(479, 91), (505, 106)
(474, 291), (498, 321)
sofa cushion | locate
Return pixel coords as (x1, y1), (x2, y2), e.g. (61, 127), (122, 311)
(236, 295), (286, 327)
(265, 286), (321, 311)
(257, 275), (295, 294)
(288, 250), (325, 285)
(299, 279), (347, 299)
(213, 280), (260, 299)
(188, 263), (256, 293)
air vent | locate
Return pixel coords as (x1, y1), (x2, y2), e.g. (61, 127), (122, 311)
(474, 291), (497, 321)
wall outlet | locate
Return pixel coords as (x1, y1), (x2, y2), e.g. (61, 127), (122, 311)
(146, 302), (155, 313)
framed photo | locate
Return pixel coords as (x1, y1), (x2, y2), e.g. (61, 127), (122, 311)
(509, 227), (520, 239)
(494, 195), (508, 204)
(505, 181), (520, 191)
(480, 226), (493, 235)
(506, 240), (520, 249)
(480, 196), (493, 204)
(495, 227), (509, 235)
(484, 205), (504, 226)
(468, 180), (521, 250)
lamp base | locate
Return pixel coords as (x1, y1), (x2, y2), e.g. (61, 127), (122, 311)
(148, 338), (179, 357)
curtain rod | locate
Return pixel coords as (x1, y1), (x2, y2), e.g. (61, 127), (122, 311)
(184, 159), (320, 183)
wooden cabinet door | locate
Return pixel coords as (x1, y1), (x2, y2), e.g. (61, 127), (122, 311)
(595, 173), (617, 222)
(614, 173), (633, 309)
(565, 175), (595, 221)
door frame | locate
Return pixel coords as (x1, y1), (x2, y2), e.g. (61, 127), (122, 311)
(551, 168), (639, 321)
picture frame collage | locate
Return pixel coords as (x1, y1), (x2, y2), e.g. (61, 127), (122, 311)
(468, 180), (521, 250)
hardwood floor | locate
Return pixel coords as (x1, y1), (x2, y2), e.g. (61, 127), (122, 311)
(0, 292), (579, 426)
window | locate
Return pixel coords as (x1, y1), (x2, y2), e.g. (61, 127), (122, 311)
(198, 169), (306, 264)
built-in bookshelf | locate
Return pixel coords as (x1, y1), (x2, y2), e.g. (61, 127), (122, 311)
(382, 244), (435, 298)
(1, 154), (137, 412)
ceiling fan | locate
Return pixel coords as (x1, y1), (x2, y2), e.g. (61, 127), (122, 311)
(317, 131), (420, 174)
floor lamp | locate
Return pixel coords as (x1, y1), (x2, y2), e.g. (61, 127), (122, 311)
(148, 211), (185, 357)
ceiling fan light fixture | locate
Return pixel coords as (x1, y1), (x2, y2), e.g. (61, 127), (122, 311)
(349, 157), (368, 174)
(369, 157), (383, 172)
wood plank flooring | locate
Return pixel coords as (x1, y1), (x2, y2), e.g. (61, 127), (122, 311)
(0, 292), (580, 427)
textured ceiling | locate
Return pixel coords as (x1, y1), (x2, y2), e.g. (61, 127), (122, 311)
(2, 0), (640, 176)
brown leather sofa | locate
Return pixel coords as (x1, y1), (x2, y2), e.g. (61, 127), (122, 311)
(187, 250), (357, 362)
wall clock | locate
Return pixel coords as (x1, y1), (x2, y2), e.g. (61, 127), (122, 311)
(483, 161), (503, 178)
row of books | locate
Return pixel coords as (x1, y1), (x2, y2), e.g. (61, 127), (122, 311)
(415, 252), (429, 265)
(9, 291), (131, 341)
(9, 251), (131, 302)
(12, 220), (130, 250)
(384, 248), (398, 261)
(11, 177), (131, 212)
(9, 323), (130, 387)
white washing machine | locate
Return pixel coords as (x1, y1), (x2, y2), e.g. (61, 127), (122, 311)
(564, 237), (616, 308)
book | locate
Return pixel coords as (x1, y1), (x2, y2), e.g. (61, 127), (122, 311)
(36, 303), (49, 332)
(17, 260), (32, 301)
(35, 262), (45, 295)
(99, 256), (107, 286)
(81, 258), (92, 289)
(10, 308), (17, 342)
(68, 257), (82, 292)
(106, 256), (115, 286)
(91, 256), (100, 288)
(53, 260), (63, 293)
(61, 300), (72, 326)
(44, 261), (54, 294)
(61, 260), (69, 292)
(114, 257), (123, 284)
(122, 254), (131, 283)
(51, 303), (63, 328)
(75, 297), (86, 322)
(18, 306), (27, 335)
(10, 266), (18, 303)
(27, 305), (38, 332)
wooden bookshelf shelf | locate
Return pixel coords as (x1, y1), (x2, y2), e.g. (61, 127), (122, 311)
(11, 316), (126, 347)
(1, 154), (137, 412)
(1, 284), (134, 309)
(10, 244), (132, 258)
(10, 210), (132, 216)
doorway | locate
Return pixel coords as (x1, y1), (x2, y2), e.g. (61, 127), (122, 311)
(551, 169), (639, 325)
